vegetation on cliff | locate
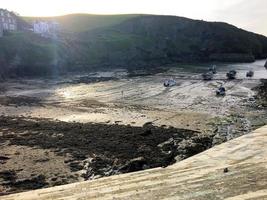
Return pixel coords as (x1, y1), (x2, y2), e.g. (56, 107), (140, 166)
(0, 32), (67, 78)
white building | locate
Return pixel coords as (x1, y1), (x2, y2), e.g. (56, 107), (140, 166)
(0, 9), (17, 37)
(0, 22), (3, 37)
(33, 21), (59, 38)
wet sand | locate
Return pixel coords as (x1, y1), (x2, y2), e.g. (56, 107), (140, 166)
(1, 61), (267, 126)
(0, 60), (267, 195)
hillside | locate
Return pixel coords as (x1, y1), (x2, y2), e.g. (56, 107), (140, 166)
(60, 15), (267, 71)
(1, 14), (267, 78)
(69, 15), (267, 68)
(24, 14), (140, 33)
(0, 32), (62, 79)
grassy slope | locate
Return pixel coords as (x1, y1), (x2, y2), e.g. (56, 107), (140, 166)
(23, 14), (141, 32)
(68, 15), (267, 68)
(0, 32), (61, 77)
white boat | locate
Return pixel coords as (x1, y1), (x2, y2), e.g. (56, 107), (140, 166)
(163, 79), (176, 87)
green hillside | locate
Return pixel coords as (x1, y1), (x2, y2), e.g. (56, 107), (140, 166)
(1, 14), (267, 79)
(64, 15), (267, 69)
(0, 32), (65, 78)
(24, 14), (141, 32)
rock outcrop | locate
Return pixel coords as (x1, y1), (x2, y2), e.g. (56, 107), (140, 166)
(265, 60), (267, 68)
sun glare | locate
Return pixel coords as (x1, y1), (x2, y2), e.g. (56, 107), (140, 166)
(0, 0), (266, 35)
(0, 0), (227, 17)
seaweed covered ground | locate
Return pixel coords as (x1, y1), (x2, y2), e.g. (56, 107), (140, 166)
(254, 79), (267, 107)
(0, 116), (214, 195)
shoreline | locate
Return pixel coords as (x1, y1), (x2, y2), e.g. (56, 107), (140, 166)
(0, 63), (267, 195)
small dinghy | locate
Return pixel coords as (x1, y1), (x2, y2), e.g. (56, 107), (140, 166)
(209, 65), (217, 74)
(216, 86), (226, 96)
(246, 70), (254, 77)
(226, 70), (237, 80)
(202, 72), (214, 81)
(163, 79), (176, 87)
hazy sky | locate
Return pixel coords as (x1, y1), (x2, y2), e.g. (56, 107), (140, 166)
(0, 0), (266, 36)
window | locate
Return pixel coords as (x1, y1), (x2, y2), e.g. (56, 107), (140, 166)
(9, 24), (15, 30)
(3, 23), (8, 29)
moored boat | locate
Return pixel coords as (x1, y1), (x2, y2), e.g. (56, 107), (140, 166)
(216, 86), (226, 96)
(209, 65), (217, 74)
(202, 72), (213, 81)
(226, 70), (237, 80)
(246, 70), (254, 77)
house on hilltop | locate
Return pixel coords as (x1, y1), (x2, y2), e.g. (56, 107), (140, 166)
(33, 21), (59, 38)
(0, 21), (3, 37)
(0, 9), (17, 36)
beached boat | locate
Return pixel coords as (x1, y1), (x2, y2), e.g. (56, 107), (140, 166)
(209, 65), (217, 74)
(202, 72), (213, 81)
(226, 70), (237, 80)
(163, 79), (176, 87)
(216, 86), (226, 96)
(246, 70), (254, 77)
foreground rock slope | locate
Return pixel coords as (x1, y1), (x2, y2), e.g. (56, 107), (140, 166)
(2, 125), (267, 200)
(0, 116), (214, 195)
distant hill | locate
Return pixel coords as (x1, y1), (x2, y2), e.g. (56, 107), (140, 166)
(61, 15), (267, 71)
(1, 14), (267, 78)
(24, 14), (140, 33)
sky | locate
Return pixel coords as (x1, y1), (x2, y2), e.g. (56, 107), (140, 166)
(0, 0), (266, 36)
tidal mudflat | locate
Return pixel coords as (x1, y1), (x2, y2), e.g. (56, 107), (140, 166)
(0, 60), (267, 195)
